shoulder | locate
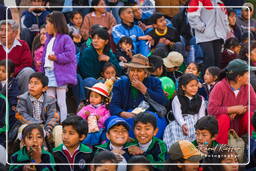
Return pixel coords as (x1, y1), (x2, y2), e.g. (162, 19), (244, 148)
(113, 24), (123, 31)
(144, 76), (161, 85)
(95, 142), (109, 150)
(18, 39), (30, 47)
(114, 76), (129, 86)
(152, 137), (166, 147)
(17, 92), (29, 100)
(80, 144), (93, 153)
(53, 144), (63, 152)
(44, 93), (56, 104)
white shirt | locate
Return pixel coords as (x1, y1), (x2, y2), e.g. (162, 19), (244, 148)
(139, 140), (152, 152)
(1, 39), (22, 54)
(44, 37), (56, 69)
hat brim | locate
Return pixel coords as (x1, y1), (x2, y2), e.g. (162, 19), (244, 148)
(186, 154), (203, 162)
(124, 63), (152, 69)
(85, 87), (109, 98)
(107, 121), (130, 132)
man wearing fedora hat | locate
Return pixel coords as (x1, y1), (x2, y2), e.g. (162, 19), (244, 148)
(108, 54), (168, 138)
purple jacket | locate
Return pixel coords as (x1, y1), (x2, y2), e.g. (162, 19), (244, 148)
(42, 33), (77, 86)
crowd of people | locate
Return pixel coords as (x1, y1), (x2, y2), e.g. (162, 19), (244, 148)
(0, 0), (256, 170)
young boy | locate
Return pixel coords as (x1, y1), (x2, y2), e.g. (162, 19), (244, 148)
(128, 112), (167, 169)
(192, 116), (219, 154)
(0, 59), (19, 145)
(15, 72), (62, 147)
(53, 115), (92, 171)
(95, 117), (137, 170)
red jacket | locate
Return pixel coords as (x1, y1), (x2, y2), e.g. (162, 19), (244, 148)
(0, 40), (32, 76)
(208, 78), (256, 116)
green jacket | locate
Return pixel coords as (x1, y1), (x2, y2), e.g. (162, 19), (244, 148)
(9, 146), (55, 171)
(133, 137), (167, 169)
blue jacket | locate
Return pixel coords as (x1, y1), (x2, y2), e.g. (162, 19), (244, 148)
(109, 76), (168, 116)
(112, 22), (150, 56)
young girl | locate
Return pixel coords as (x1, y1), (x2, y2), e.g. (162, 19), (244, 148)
(9, 124), (55, 170)
(163, 73), (206, 149)
(203, 66), (221, 101)
(68, 11), (83, 44)
(77, 82), (111, 145)
(220, 37), (241, 69)
(42, 11), (77, 123)
(32, 25), (46, 72)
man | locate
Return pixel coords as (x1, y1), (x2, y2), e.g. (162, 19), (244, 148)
(0, 20), (34, 94)
(112, 7), (150, 56)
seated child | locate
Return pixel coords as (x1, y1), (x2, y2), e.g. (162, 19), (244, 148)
(52, 115), (92, 171)
(164, 140), (203, 171)
(202, 66), (221, 101)
(90, 151), (118, 171)
(95, 117), (137, 170)
(10, 124), (55, 170)
(163, 51), (184, 84)
(77, 82), (111, 145)
(0, 60), (19, 144)
(15, 72), (61, 147)
(115, 36), (134, 63)
(202, 144), (240, 171)
(163, 73), (206, 149)
(127, 155), (153, 171)
(192, 116), (219, 155)
(148, 55), (164, 77)
(98, 62), (118, 82)
(128, 112), (167, 169)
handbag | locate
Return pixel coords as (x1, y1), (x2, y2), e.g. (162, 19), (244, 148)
(144, 92), (167, 118)
(228, 129), (245, 162)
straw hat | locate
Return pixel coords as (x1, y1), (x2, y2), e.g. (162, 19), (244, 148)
(124, 54), (152, 69)
(85, 82), (110, 98)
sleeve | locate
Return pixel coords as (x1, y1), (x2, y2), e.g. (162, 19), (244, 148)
(36, 153), (56, 171)
(20, 11), (32, 29)
(80, 15), (90, 40)
(112, 25), (125, 45)
(250, 84), (256, 112)
(98, 108), (111, 127)
(55, 35), (76, 64)
(109, 52), (122, 76)
(16, 98), (41, 124)
(9, 153), (24, 171)
(78, 49), (95, 78)
(44, 100), (59, 134)
(108, 13), (117, 32)
(187, 0), (206, 33)
(77, 106), (90, 119)
(172, 96), (185, 126)
(207, 83), (228, 116)
(137, 27), (150, 56)
(109, 82), (124, 116)
(198, 97), (206, 119)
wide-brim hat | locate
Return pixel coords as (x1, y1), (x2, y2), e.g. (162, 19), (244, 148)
(85, 82), (110, 98)
(124, 54), (152, 69)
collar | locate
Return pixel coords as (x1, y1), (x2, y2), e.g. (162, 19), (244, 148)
(155, 27), (168, 36)
(139, 140), (152, 152)
(92, 12), (106, 17)
(1, 39), (22, 54)
(121, 21), (134, 30)
(226, 49), (235, 54)
(29, 93), (44, 103)
(63, 144), (80, 157)
(110, 143), (123, 150)
(91, 103), (103, 108)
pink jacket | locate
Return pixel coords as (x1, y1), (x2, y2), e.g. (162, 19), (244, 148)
(77, 104), (110, 129)
(208, 78), (256, 116)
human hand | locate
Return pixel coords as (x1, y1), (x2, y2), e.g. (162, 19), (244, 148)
(131, 79), (147, 94)
(229, 113), (237, 120)
(23, 165), (36, 171)
(119, 56), (128, 63)
(181, 124), (189, 136)
(98, 54), (110, 62)
(231, 105), (247, 115)
(125, 49), (133, 58)
(128, 146), (144, 155)
(138, 21), (147, 31)
(27, 145), (42, 163)
(120, 112), (135, 118)
(48, 54), (57, 61)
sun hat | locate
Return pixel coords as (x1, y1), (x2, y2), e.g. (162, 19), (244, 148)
(163, 51), (184, 68)
(85, 82), (110, 98)
(124, 54), (152, 69)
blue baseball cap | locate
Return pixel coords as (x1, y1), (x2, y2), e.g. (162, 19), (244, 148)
(106, 118), (130, 132)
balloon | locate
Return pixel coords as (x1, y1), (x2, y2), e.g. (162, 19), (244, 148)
(160, 76), (175, 99)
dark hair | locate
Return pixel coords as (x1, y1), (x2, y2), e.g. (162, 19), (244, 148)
(102, 62), (117, 75)
(194, 116), (218, 136)
(151, 47), (168, 58)
(252, 111), (256, 130)
(150, 12), (165, 24)
(163, 158), (185, 171)
(46, 11), (68, 34)
(87, 90), (109, 105)
(240, 41), (256, 62)
(177, 73), (198, 95)
(134, 112), (157, 129)
(118, 36), (133, 49)
(62, 115), (88, 137)
(22, 124), (44, 140)
(29, 72), (49, 87)
(91, 0), (104, 12)
(127, 155), (153, 171)
(70, 10), (83, 20)
(218, 69), (248, 82)
(148, 55), (163, 72)
(32, 25), (46, 56)
(92, 151), (118, 168)
(118, 7), (131, 16)
(89, 24), (107, 37)
(224, 37), (240, 50)
(0, 59), (15, 77)
(206, 66), (221, 79)
(91, 28), (110, 53)
(186, 62), (200, 74)
(227, 8), (236, 17)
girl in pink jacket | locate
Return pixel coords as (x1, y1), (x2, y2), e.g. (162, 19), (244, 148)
(77, 82), (110, 145)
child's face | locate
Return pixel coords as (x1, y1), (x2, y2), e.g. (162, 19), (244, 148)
(204, 69), (216, 84)
(0, 65), (7, 81)
(250, 48), (256, 62)
(40, 28), (47, 45)
(45, 20), (55, 35)
(185, 63), (199, 76)
(107, 125), (129, 147)
(89, 91), (103, 105)
(120, 42), (132, 52)
(129, 165), (150, 171)
(182, 80), (199, 97)
(103, 66), (116, 80)
(23, 128), (44, 151)
(93, 162), (117, 171)
(178, 160), (199, 171)
(154, 16), (167, 31)
(63, 125), (85, 149)
(134, 122), (158, 144)
(72, 13), (83, 28)
(28, 77), (47, 99)
(195, 129), (215, 146)
(221, 155), (239, 171)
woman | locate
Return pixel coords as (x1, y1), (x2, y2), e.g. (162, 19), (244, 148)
(108, 54), (168, 138)
(208, 59), (256, 144)
(80, 0), (116, 40)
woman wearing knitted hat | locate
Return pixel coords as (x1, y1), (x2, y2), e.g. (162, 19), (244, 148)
(208, 59), (256, 144)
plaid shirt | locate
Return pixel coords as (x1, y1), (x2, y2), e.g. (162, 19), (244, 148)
(29, 94), (44, 122)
